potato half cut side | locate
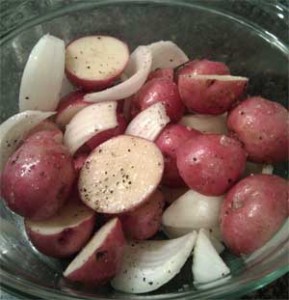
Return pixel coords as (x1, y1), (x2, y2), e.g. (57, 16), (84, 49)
(79, 135), (164, 214)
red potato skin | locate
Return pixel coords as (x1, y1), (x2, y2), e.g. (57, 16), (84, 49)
(178, 75), (247, 115)
(175, 59), (230, 81)
(65, 219), (126, 285)
(220, 174), (288, 255)
(131, 78), (185, 122)
(155, 124), (200, 187)
(147, 68), (174, 82)
(25, 215), (96, 258)
(66, 69), (118, 92)
(86, 114), (127, 150)
(176, 134), (247, 196)
(65, 36), (129, 92)
(118, 190), (165, 240)
(1, 131), (75, 220)
(56, 90), (89, 128)
(73, 152), (89, 177)
(227, 96), (289, 163)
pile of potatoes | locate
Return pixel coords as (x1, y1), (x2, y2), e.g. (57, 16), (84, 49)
(0, 35), (288, 290)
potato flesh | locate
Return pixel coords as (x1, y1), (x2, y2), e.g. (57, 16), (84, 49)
(79, 135), (164, 214)
(26, 202), (95, 235)
(66, 36), (129, 81)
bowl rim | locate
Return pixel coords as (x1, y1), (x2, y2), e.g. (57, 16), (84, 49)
(0, 0), (288, 299)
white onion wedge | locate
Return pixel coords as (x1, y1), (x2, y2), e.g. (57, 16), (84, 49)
(262, 164), (274, 174)
(0, 110), (55, 171)
(64, 101), (117, 154)
(84, 46), (152, 103)
(179, 114), (227, 134)
(148, 41), (189, 70)
(162, 190), (223, 240)
(111, 231), (197, 294)
(19, 34), (65, 112)
(125, 102), (170, 141)
(59, 75), (75, 99)
(184, 74), (248, 81)
(200, 228), (225, 254)
(192, 229), (230, 284)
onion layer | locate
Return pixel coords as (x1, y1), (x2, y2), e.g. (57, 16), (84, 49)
(149, 40), (189, 70)
(64, 101), (118, 154)
(125, 102), (170, 141)
(111, 231), (197, 293)
(84, 46), (152, 103)
(19, 34), (65, 112)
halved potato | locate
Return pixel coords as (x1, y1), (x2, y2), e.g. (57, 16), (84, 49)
(65, 36), (129, 91)
(63, 218), (125, 285)
(79, 135), (164, 214)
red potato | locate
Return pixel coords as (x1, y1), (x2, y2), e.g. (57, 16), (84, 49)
(178, 74), (248, 115)
(220, 174), (288, 255)
(86, 114), (127, 150)
(155, 124), (200, 187)
(227, 96), (289, 163)
(25, 199), (96, 258)
(79, 135), (164, 214)
(147, 68), (174, 81)
(119, 190), (165, 240)
(56, 90), (89, 129)
(63, 218), (125, 285)
(176, 134), (247, 196)
(65, 36), (129, 91)
(1, 130), (75, 220)
(131, 78), (185, 122)
(176, 59), (230, 81)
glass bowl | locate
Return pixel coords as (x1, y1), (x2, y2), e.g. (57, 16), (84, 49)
(0, 0), (288, 299)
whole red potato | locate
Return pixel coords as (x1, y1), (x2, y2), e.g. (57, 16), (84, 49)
(176, 134), (247, 196)
(227, 96), (289, 163)
(119, 190), (165, 240)
(156, 124), (200, 187)
(220, 174), (288, 255)
(1, 130), (75, 220)
(147, 68), (174, 81)
(131, 78), (184, 122)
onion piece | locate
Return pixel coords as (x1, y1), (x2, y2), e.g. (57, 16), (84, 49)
(200, 228), (225, 254)
(192, 229), (230, 285)
(261, 164), (274, 175)
(148, 40), (189, 71)
(84, 46), (152, 103)
(19, 34), (65, 112)
(64, 101), (117, 154)
(0, 111), (55, 171)
(59, 75), (75, 99)
(111, 231), (197, 294)
(125, 102), (170, 141)
(162, 190), (223, 240)
(179, 114), (227, 134)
